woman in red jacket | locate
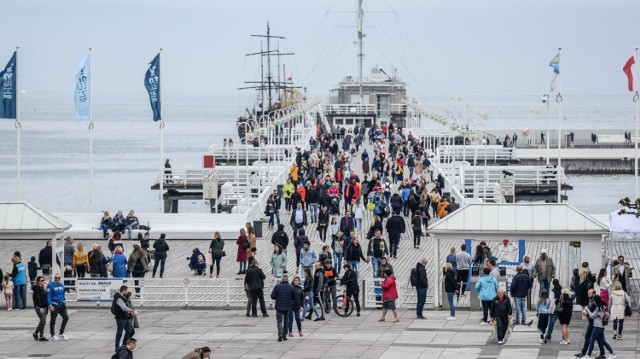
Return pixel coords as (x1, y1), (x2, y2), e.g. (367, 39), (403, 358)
(236, 228), (249, 275)
(379, 268), (399, 322)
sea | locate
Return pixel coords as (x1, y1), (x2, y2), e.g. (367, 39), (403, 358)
(0, 92), (634, 217)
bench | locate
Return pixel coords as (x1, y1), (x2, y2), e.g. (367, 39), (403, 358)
(54, 213), (250, 241)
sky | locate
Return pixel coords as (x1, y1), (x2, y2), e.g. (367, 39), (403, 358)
(3, 0), (639, 108)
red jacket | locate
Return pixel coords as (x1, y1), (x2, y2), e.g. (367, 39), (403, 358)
(345, 183), (360, 199)
(381, 274), (398, 301)
(236, 235), (248, 262)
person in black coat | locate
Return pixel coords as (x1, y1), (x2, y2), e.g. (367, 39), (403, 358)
(340, 263), (361, 315)
(270, 275), (294, 341)
(415, 258), (429, 319)
(245, 260), (268, 317)
(510, 266), (532, 325)
(389, 193), (403, 213)
(271, 224), (290, 255)
(32, 275), (48, 341)
(490, 289), (513, 344)
(38, 240), (59, 276)
(152, 234), (169, 278)
(444, 263), (458, 319)
(317, 205), (330, 242)
(385, 211), (406, 258)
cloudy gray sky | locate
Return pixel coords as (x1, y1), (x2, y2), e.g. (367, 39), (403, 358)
(4, 0), (639, 104)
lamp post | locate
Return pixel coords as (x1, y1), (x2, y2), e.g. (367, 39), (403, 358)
(542, 94), (550, 165)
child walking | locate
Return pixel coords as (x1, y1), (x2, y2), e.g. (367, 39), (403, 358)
(536, 289), (551, 344)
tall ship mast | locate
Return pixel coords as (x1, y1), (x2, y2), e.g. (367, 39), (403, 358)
(237, 23), (304, 143)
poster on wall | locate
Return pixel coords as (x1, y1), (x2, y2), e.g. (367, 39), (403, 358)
(491, 239), (526, 291)
(77, 278), (126, 302)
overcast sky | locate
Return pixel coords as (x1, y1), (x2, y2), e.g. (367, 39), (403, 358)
(3, 0), (639, 104)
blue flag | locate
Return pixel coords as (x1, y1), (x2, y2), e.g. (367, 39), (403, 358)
(145, 54), (161, 121)
(0, 51), (17, 119)
(74, 54), (90, 121)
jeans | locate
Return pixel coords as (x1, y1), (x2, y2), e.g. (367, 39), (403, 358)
(371, 257), (381, 278)
(333, 253), (343, 274)
(389, 236), (400, 257)
(152, 257), (166, 277)
(276, 310), (289, 337)
(348, 260), (360, 278)
(413, 229), (421, 247)
(514, 297), (526, 324)
(99, 224), (110, 237)
(447, 292), (455, 317)
(537, 313), (549, 338)
(539, 279), (550, 293)
(288, 308), (302, 332)
(545, 314), (557, 339)
(355, 218), (363, 232)
(318, 226), (327, 242)
(76, 264), (87, 278)
(115, 318), (133, 351)
(239, 260), (247, 273)
(613, 318), (625, 336)
(481, 300), (492, 322)
(34, 307), (48, 337)
(13, 284), (26, 309)
(49, 303), (69, 336)
(126, 223), (138, 239)
(303, 292), (320, 318)
(345, 288), (361, 313)
(587, 327), (613, 356)
(309, 203), (318, 222)
(581, 324), (605, 356)
(416, 288), (426, 317)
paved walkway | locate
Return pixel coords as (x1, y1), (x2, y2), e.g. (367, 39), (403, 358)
(0, 306), (638, 358)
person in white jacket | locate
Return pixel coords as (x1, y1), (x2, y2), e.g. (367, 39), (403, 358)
(352, 197), (365, 233)
(609, 281), (630, 340)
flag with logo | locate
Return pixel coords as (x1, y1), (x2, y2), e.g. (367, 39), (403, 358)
(623, 56), (635, 92)
(145, 54), (161, 121)
(74, 54), (90, 121)
(549, 52), (560, 93)
(0, 51), (17, 119)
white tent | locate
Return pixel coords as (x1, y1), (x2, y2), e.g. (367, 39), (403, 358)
(608, 207), (640, 238)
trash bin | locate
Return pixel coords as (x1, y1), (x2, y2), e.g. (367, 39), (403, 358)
(277, 184), (284, 198)
(253, 220), (263, 238)
(443, 192), (451, 201)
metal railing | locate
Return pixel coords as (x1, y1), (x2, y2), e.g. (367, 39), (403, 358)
(437, 145), (518, 163)
(320, 103), (407, 116)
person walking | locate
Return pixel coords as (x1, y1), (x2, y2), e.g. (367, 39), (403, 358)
(312, 261), (326, 321)
(115, 338), (137, 359)
(378, 268), (399, 322)
(596, 268), (611, 308)
(112, 285), (136, 351)
(271, 275), (294, 342)
(444, 263), (458, 320)
(414, 257), (428, 319)
(317, 205), (330, 243)
(510, 266), (532, 325)
(490, 288), (513, 344)
(152, 233), (169, 278)
(127, 245), (150, 296)
(556, 288), (573, 345)
(385, 210), (405, 259)
(611, 255), (632, 293)
(340, 263), (361, 316)
(271, 244), (287, 280)
(344, 237), (368, 277)
(367, 229), (389, 278)
(545, 278), (563, 342)
(610, 281), (630, 340)
(10, 255), (27, 310)
(245, 260), (269, 318)
(302, 268), (320, 320)
(208, 232), (225, 278)
(475, 267), (499, 324)
(536, 289), (552, 344)
(31, 276), (48, 341)
(290, 202), (308, 236)
(574, 288), (606, 359)
(532, 249), (555, 293)
(287, 276), (304, 337)
(294, 229), (308, 273)
(583, 295), (617, 359)
(46, 273), (69, 341)
(3, 273), (13, 310)
(411, 211), (422, 249)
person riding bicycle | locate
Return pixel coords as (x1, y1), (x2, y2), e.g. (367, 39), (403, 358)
(340, 263), (361, 316)
(312, 261), (326, 321)
(323, 259), (338, 310)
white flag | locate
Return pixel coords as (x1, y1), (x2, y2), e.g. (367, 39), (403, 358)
(74, 54), (90, 121)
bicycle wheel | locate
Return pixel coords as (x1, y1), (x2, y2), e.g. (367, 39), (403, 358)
(334, 297), (354, 317)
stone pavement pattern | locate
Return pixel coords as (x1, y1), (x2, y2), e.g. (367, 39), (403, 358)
(0, 307), (638, 359)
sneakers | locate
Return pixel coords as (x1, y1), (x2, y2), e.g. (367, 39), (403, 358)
(299, 331), (303, 337)
(446, 317), (456, 321)
(278, 336), (282, 342)
(539, 338), (544, 344)
(32, 332), (38, 341)
(288, 332), (293, 337)
(262, 314), (269, 317)
(38, 337), (48, 341)
(616, 335), (623, 340)
(608, 354), (617, 359)
(479, 321), (489, 325)
(52, 335), (59, 341)
(497, 340), (504, 344)
(560, 340), (570, 345)
(356, 312), (360, 317)
(314, 317), (325, 321)
(60, 334), (68, 340)
(612, 334), (617, 340)
(417, 315), (427, 319)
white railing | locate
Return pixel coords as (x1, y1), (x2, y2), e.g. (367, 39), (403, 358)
(320, 103), (407, 116)
(437, 145), (518, 163)
(461, 165), (563, 186)
(362, 280), (434, 309)
(472, 182), (505, 203)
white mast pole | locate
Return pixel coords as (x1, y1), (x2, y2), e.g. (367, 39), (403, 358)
(556, 47), (562, 203)
(15, 46), (21, 201)
(88, 48), (94, 211)
(634, 47), (639, 200)
(159, 48), (165, 213)
(357, 0), (364, 105)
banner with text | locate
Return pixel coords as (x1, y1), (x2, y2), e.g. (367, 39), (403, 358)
(0, 51), (17, 119)
(144, 53), (161, 121)
(77, 278), (126, 302)
(74, 54), (90, 121)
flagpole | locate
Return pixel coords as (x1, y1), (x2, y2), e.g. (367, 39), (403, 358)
(88, 48), (94, 211)
(556, 47), (562, 203)
(159, 48), (165, 213)
(634, 47), (639, 200)
(15, 46), (20, 201)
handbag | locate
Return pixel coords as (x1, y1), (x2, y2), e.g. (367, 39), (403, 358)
(133, 315), (139, 329)
(625, 304), (632, 317)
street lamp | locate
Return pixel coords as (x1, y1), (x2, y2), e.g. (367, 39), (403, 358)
(542, 94), (550, 165)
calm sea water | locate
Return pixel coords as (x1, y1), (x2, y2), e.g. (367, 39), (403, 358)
(0, 92), (633, 215)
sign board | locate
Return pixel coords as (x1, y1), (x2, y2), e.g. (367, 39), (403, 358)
(182, 277), (191, 288)
(202, 171), (218, 200)
(203, 155), (215, 169)
(77, 278), (125, 302)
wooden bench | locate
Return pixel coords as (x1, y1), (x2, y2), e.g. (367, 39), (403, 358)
(54, 213), (250, 241)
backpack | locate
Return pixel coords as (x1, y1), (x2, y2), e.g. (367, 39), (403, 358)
(242, 239), (251, 249)
(110, 297), (117, 315)
(410, 267), (418, 287)
(110, 348), (126, 359)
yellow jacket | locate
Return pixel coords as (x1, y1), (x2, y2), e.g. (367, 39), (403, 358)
(283, 182), (295, 199)
(73, 251), (89, 269)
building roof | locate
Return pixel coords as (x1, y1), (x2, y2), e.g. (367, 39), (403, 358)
(427, 203), (609, 235)
(0, 202), (71, 238)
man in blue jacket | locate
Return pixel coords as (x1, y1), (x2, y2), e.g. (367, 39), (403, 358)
(270, 275), (294, 342)
(47, 273), (69, 340)
(510, 266), (533, 326)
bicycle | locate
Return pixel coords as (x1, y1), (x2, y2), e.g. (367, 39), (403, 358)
(334, 285), (354, 317)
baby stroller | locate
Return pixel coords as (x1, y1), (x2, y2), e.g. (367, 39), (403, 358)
(330, 195), (341, 215)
